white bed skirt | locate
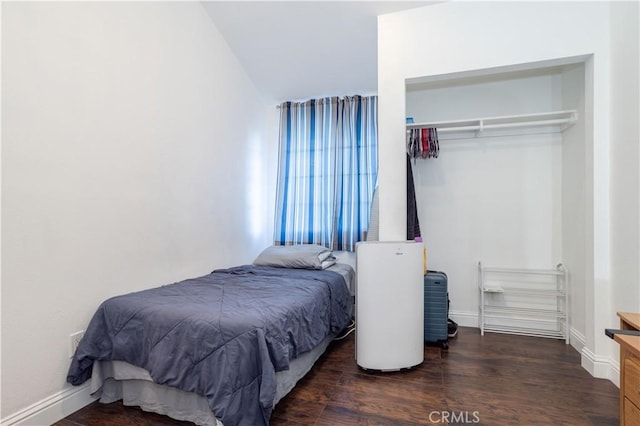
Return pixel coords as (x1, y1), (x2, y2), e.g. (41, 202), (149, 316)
(90, 334), (334, 425)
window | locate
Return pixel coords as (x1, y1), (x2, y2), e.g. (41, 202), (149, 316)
(274, 96), (378, 251)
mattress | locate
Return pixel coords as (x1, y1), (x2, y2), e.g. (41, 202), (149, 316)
(326, 262), (356, 295)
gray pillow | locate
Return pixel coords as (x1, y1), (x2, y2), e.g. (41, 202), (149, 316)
(253, 244), (337, 270)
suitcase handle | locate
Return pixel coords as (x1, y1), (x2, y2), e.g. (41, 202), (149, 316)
(426, 270), (448, 278)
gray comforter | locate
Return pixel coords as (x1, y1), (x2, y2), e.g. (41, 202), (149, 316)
(67, 265), (353, 426)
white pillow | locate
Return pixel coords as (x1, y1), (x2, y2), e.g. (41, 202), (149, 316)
(253, 244), (337, 270)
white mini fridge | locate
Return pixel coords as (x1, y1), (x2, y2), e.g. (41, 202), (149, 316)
(355, 241), (424, 371)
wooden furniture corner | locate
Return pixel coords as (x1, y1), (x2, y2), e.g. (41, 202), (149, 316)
(616, 312), (640, 426)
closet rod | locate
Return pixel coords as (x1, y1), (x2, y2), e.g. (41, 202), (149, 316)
(406, 110), (578, 133)
(439, 117), (574, 133)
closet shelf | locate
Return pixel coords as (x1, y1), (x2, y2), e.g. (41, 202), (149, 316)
(406, 110), (578, 135)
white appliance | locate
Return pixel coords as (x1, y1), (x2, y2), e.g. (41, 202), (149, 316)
(355, 240), (424, 371)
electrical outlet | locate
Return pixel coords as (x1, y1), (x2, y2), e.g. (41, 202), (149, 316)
(69, 331), (84, 358)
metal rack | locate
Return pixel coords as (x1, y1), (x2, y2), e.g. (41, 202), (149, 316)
(478, 261), (569, 343)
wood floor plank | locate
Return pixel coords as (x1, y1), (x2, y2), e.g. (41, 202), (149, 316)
(315, 404), (434, 426)
(62, 400), (192, 426)
(268, 397), (327, 425)
(53, 420), (83, 426)
(324, 373), (447, 424)
(282, 367), (344, 404)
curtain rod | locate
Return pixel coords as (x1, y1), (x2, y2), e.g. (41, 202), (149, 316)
(275, 94), (377, 108)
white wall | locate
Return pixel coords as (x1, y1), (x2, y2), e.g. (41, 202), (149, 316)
(406, 72), (564, 326)
(1, 2), (274, 422)
(610, 1), (640, 316)
(378, 1), (627, 381)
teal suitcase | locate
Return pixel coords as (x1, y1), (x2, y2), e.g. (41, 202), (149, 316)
(424, 271), (449, 349)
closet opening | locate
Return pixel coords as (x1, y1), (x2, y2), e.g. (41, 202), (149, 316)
(405, 59), (590, 347)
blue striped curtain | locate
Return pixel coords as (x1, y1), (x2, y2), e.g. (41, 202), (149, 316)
(274, 95), (378, 251)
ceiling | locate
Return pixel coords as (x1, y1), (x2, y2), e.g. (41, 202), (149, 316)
(202, 1), (432, 104)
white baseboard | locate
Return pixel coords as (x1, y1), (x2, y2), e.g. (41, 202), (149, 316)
(608, 359), (621, 387)
(569, 326), (586, 353)
(581, 346), (620, 387)
(573, 327), (619, 387)
(1, 383), (96, 426)
(449, 310), (479, 328)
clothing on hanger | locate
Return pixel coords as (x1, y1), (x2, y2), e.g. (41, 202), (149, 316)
(407, 126), (439, 159)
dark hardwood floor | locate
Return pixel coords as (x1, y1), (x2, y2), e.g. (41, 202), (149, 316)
(55, 327), (619, 425)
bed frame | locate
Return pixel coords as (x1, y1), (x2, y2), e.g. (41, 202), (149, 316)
(90, 334), (334, 425)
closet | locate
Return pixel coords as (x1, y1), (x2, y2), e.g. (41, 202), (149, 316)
(405, 63), (587, 340)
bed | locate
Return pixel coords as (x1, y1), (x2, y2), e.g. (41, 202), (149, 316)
(67, 245), (355, 426)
